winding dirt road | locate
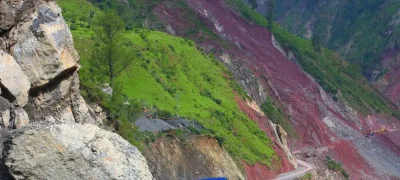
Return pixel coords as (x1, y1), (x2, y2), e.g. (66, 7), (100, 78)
(274, 159), (314, 180)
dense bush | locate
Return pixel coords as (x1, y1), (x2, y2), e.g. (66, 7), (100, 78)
(261, 97), (296, 137)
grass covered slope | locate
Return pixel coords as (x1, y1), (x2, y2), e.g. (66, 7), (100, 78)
(228, 0), (400, 117)
(56, 0), (100, 29)
(71, 27), (276, 165)
(56, 0), (278, 166)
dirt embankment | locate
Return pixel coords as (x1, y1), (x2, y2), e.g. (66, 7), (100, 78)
(144, 136), (245, 180)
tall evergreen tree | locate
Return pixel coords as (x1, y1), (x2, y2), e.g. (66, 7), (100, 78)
(90, 11), (133, 87)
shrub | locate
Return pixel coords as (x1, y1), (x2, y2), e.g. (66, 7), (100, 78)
(325, 156), (350, 180)
(261, 97), (297, 137)
(70, 23), (77, 30)
(216, 136), (225, 147)
(297, 173), (312, 180)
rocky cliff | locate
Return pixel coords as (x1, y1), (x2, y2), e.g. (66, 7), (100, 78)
(0, 0), (97, 127)
(0, 0), (153, 179)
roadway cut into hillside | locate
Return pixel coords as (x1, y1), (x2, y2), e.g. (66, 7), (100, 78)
(183, 0), (400, 179)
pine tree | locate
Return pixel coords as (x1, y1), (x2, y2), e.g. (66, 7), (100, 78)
(90, 11), (133, 87)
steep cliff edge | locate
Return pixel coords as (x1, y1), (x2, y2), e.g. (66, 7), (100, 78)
(0, 1), (153, 179)
(0, 0), (98, 127)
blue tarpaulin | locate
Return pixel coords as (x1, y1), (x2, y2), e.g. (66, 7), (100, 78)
(198, 178), (228, 180)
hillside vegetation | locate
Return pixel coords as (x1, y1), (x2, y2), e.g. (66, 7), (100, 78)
(228, 0), (400, 117)
(57, 0), (278, 166)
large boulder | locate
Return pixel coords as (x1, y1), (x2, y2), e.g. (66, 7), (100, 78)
(8, 1), (79, 88)
(0, 123), (153, 180)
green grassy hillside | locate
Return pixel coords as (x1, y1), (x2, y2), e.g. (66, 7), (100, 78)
(70, 24), (276, 165)
(57, 0), (279, 166)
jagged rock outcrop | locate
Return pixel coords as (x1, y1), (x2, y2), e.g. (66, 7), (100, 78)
(0, 1), (154, 179)
(0, 0), (98, 129)
(0, 123), (153, 180)
(270, 122), (297, 168)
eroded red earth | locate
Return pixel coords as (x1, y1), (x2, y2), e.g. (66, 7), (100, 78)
(155, 0), (400, 179)
(184, 0), (400, 179)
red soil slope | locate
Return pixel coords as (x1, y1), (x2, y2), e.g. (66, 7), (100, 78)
(184, 0), (400, 179)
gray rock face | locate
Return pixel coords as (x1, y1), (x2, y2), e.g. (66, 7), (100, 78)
(0, 123), (153, 180)
(11, 107), (29, 129)
(0, 0), (100, 127)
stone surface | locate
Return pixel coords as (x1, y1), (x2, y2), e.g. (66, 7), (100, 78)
(0, 51), (31, 106)
(71, 94), (98, 124)
(0, 123), (153, 180)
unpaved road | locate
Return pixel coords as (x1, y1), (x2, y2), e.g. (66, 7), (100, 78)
(274, 159), (314, 180)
